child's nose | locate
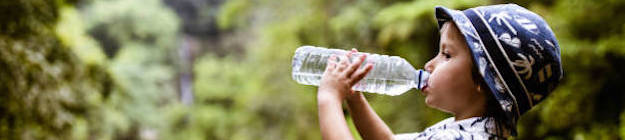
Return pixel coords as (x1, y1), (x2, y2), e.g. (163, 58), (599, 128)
(424, 59), (434, 73)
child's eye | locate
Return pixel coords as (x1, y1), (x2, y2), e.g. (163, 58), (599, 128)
(442, 52), (451, 59)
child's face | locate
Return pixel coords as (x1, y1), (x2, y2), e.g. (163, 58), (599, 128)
(422, 22), (483, 114)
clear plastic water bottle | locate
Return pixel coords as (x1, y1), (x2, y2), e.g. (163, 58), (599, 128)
(292, 46), (429, 96)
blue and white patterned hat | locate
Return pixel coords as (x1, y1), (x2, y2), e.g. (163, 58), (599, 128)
(434, 4), (563, 135)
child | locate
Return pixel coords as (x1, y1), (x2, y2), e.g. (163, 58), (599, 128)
(316, 4), (562, 140)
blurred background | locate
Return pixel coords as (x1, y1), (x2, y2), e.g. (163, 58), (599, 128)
(1, 0), (624, 139)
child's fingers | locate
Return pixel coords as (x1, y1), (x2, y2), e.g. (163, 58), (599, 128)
(350, 62), (374, 85)
(336, 54), (349, 72)
(325, 55), (337, 72)
(343, 53), (366, 76)
(337, 50), (355, 72)
(346, 49), (355, 58)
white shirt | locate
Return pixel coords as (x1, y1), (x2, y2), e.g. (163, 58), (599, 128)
(394, 117), (506, 140)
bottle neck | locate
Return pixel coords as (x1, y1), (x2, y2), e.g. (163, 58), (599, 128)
(414, 69), (429, 90)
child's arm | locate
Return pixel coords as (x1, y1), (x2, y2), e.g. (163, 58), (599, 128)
(317, 93), (353, 140)
(317, 49), (373, 140)
(346, 93), (394, 140)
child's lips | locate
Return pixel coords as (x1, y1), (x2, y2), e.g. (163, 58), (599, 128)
(420, 73), (430, 95)
(421, 79), (432, 95)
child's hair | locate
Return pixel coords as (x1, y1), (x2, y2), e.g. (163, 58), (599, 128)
(470, 62), (510, 138)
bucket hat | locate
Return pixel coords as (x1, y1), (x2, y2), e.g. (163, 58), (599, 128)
(434, 4), (563, 135)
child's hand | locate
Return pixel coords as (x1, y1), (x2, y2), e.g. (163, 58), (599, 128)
(317, 49), (374, 103)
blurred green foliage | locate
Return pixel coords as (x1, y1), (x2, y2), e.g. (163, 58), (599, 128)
(1, 0), (625, 139)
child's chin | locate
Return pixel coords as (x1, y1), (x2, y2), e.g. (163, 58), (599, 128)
(424, 99), (449, 113)
(424, 96), (435, 107)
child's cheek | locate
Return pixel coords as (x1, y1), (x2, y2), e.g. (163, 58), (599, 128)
(424, 65), (454, 106)
(430, 69), (450, 93)
(424, 73), (444, 107)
